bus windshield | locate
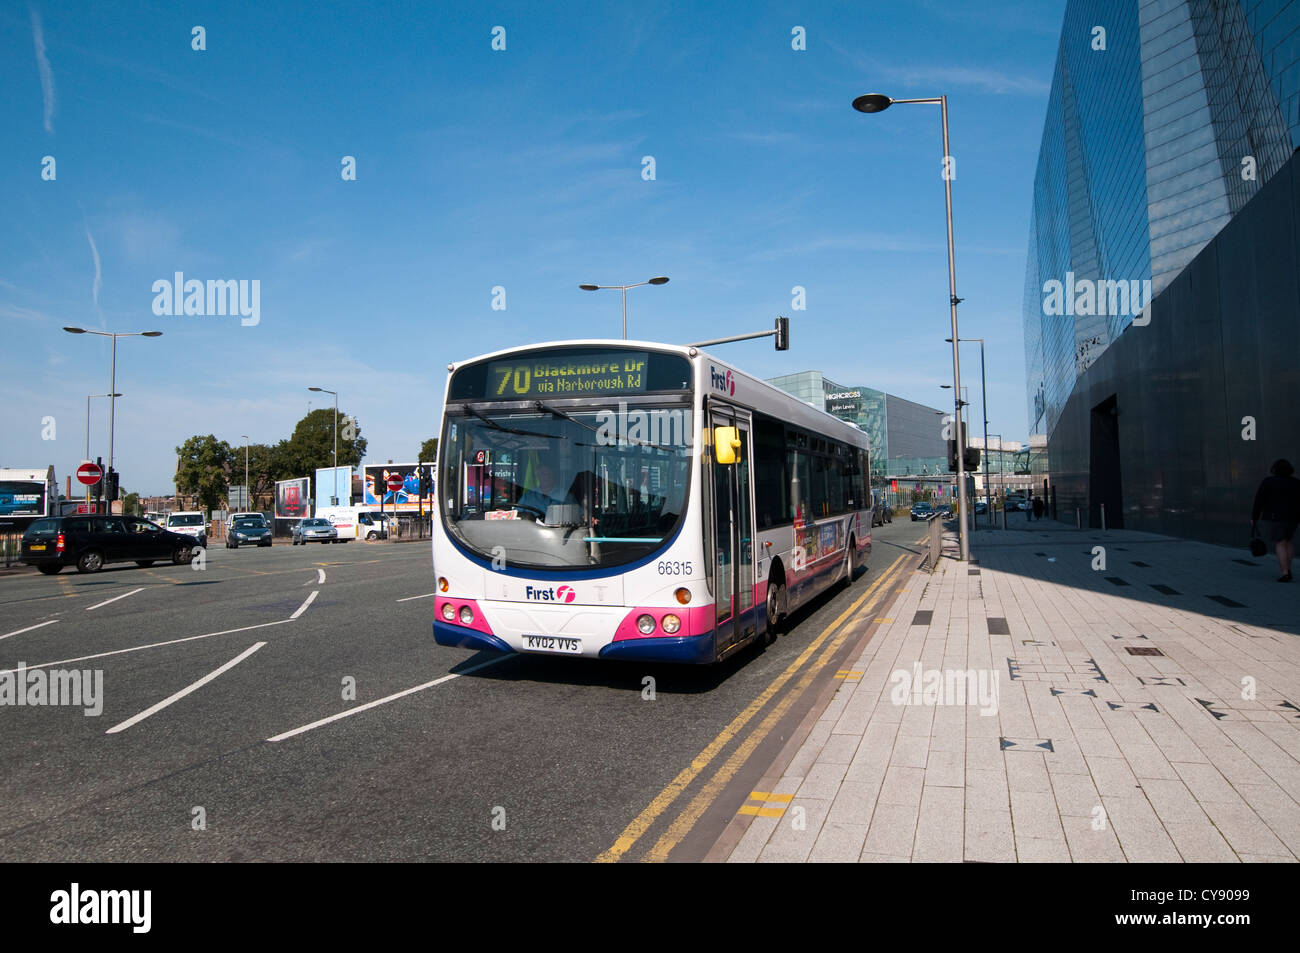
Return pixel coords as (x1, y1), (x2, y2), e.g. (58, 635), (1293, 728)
(440, 403), (692, 569)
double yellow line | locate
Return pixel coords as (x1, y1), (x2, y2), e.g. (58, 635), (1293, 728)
(596, 552), (907, 863)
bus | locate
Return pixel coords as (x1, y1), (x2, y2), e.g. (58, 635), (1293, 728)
(0, 466), (58, 533)
(431, 340), (873, 664)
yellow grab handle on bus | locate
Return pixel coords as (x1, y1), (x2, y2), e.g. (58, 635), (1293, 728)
(714, 426), (742, 465)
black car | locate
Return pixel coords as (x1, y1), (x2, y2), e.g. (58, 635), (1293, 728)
(910, 501), (934, 521)
(20, 515), (201, 574)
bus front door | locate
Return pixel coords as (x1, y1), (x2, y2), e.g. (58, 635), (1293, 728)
(710, 407), (755, 655)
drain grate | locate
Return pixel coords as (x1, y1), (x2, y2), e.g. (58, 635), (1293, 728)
(969, 569), (981, 575)
(1125, 646), (1164, 656)
(912, 610), (933, 626)
(987, 617), (1011, 635)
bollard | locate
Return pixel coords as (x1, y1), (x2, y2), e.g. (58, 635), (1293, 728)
(1100, 502), (1107, 532)
(1076, 507), (1081, 530)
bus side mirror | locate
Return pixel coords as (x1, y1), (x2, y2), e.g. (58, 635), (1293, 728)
(714, 426), (741, 465)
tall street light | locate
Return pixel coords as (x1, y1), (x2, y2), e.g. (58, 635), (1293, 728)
(240, 435), (250, 513)
(948, 336), (992, 527)
(64, 328), (162, 483)
(85, 393), (121, 507)
(308, 387), (339, 505)
(853, 92), (969, 560)
(578, 276), (669, 339)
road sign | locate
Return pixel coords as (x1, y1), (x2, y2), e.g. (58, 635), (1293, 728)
(228, 485), (249, 510)
(76, 462), (103, 486)
(387, 475), (403, 491)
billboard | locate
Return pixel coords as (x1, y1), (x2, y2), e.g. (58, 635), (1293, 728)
(275, 477), (312, 518)
(362, 463), (433, 510)
(313, 466), (353, 509)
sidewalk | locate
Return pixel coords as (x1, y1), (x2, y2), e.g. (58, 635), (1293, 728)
(718, 522), (1300, 862)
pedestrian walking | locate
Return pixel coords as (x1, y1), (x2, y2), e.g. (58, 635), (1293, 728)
(1032, 497), (1044, 522)
(1251, 459), (1300, 581)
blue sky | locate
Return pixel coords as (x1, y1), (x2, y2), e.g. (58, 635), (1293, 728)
(1, 0), (1065, 495)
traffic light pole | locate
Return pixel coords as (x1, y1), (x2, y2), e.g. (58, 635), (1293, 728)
(691, 316), (790, 350)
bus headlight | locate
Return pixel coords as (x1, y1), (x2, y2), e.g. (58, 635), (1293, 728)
(661, 614), (681, 634)
(459, 606), (474, 625)
(441, 603), (455, 621)
(636, 614), (656, 635)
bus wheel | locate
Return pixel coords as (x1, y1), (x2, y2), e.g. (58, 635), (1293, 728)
(843, 538), (857, 586)
(764, 579), (785, 644)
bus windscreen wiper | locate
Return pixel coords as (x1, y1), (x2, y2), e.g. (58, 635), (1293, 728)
(534, 400), (678, 453)
(461, 403), (563, 440)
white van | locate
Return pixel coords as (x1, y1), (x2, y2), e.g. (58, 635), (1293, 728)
(165, 511), (207, 546)
(315, 506), (388, 540)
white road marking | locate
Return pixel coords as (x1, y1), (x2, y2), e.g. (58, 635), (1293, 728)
(267, 656), (507, 742)
(0, 619), (59, 642)
(291, 590), (318, 619)
(106, 642), (267, 734)
(317, 568), (326, 584)
(0, 619), (291, 673)
(85, 587), (145, 611)
(396, 592), (436, 602)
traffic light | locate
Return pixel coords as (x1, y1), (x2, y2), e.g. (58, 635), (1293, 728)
(963, 446), (980, 471)
(104, 468), (120, 503)
(774, 315), (789, 351)
(419, 466), (432, 496)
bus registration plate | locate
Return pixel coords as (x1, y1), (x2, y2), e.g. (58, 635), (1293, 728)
(522, 634), (581, 654)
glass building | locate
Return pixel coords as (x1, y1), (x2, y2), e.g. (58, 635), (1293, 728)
(1025, 0), (1300, 440)
(1022, 0), (1300, 543)
(765, 371), (948, 480)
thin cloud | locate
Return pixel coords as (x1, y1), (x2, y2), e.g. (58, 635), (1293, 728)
(85, 226), (102, 311)
(830, 42), (1050, 97)
(30, 6), (56, 133)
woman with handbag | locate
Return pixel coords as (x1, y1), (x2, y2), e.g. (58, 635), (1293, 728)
(1251, 459), (1300, 581)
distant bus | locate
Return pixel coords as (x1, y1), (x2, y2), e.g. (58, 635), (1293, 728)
(0, 466), (58, 532)
(431, 340), (872, 664)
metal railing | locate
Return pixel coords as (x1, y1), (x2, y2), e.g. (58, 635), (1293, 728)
(1, 531), (24, 568)
(922, 515), (943, 572)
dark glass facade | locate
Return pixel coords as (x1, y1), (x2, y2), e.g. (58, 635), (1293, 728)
(1025, 0), (1300, 440)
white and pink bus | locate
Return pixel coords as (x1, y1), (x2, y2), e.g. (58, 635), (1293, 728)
(432, 340), (872, 664)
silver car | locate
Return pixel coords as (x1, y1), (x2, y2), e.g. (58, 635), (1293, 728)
(292, 517), (339, 545)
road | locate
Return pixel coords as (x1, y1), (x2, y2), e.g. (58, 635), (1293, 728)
(0, 518), (927, 862)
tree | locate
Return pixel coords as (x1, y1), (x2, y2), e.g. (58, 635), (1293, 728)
(123, 492), (140, 516)
(418, 438), (439, 464)
(283, 409), (366, 476)
(175, 435), (233, 514)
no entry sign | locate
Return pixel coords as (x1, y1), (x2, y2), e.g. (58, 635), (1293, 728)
(77, 462), (103, 486)
(386, 475), (403, 491)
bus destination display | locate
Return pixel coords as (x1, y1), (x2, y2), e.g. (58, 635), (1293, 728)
(487, 352), (650, 398)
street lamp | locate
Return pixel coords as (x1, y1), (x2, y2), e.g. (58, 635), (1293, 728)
(240, 435), (250, 513)
(948, 336), (992, 526)
(307, 387), (339, 505)
(64, 328), (162, 488)
(853, 92), (969, 560)
(84, 393), (121, 507)
(578, 276), (669, 339)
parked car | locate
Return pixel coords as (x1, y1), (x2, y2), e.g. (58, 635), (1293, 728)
(910, 501), (934, 521)
(20, 515), (200, 574)
(292, 517), (340, 545)
(936, 504), (953, 519)
(225, 512), (273, 548)
(974, 500), (989, 515)
(165, 511), (208, 547)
